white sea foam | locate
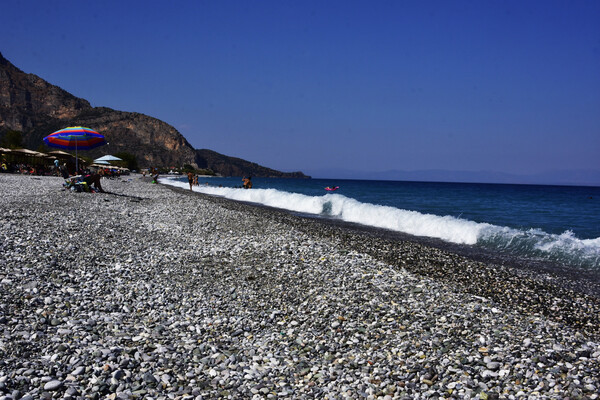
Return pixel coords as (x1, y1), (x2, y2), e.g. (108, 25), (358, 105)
(161, 177), (600, 268)
(162, 178), (486, 244)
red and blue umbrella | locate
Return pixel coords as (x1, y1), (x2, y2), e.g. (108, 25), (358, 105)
(43, 126), (106, 150)
(43, 126), (106, 172)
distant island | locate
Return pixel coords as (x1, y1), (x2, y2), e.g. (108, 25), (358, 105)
(0, 52), (309, 178)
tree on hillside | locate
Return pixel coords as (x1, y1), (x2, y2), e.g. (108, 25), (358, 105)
(1, 130), (23, 148)
(37, 144), (50, 153)
(115, 152), (138, 171)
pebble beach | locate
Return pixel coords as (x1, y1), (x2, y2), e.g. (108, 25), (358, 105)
(1, 174), (599, 400)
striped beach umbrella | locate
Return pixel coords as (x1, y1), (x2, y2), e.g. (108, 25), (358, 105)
(43, 126), (106, 172)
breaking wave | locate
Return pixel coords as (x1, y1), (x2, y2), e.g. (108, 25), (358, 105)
(161, 178), (600, 269)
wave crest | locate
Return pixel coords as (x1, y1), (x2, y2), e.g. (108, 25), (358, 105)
(161, 178), (600, 269)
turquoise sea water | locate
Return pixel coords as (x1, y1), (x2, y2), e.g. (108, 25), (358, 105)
(163, 176), (600, 272)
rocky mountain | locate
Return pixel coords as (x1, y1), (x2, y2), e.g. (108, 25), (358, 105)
(0, 52), (309, 177)
(196, 149), (307, 178)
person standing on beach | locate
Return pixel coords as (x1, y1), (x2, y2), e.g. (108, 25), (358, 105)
(188, 171), (194, 191)
(59, 163), (69, 179)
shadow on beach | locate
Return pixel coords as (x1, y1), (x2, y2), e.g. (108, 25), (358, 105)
(100, 190), (144, 201)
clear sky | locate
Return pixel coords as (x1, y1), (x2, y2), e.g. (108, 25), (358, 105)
(2, 0), (599, 181)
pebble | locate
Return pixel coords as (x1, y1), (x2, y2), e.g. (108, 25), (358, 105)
(43, 380), (63, 391)
(0, 174), (598, 399)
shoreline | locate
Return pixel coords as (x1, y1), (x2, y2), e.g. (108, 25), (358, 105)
(2, 174), (599, 399)
(160, 175), (600, 291)
(163, 180), (600, 338)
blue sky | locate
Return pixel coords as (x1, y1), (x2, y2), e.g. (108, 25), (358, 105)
(2, 0), (599, 181)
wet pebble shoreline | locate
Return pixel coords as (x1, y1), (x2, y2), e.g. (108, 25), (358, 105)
(1, 174), (599, 399)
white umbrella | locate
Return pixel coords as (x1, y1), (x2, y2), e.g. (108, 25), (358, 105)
(93, 159), (111, 165)
(48, 150), (72, 156)
(95, 155), (122, 162)
(11, 148), (46, 156)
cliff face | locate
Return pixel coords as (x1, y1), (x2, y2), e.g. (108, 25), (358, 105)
(0, 54), (91, 132)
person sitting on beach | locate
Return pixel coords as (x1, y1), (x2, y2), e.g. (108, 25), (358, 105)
(83, 172), (105, 193)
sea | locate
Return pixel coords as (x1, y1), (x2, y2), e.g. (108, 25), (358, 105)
(161, 175), (600, 276)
